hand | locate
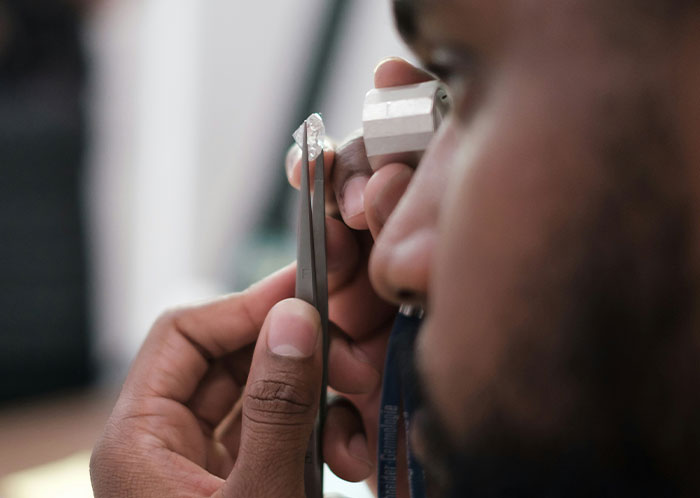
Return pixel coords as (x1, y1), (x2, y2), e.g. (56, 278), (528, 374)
(91, 57), (435, 498)
(285, 57), (435, 495)
(90, 260), (382, 497)
(286, 57), (433, 237)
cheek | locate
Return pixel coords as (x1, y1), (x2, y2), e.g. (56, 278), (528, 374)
(419, 83), (600, 439)
(418, 164), (510, 440)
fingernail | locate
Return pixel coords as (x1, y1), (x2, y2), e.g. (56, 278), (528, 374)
(348, 432), (372, 466)
(268, 305), (319, 358)
(285, 146), (301, 180)
(342, 176), (368, 219)
(374, 56), (403, 74)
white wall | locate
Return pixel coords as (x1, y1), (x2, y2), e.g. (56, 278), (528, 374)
(320, 0), (414, 139)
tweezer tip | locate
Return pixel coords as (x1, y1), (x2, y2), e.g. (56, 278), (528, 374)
(302, 120), (308, 146)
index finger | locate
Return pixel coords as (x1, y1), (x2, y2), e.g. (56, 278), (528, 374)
(373, 56), (434, 88)
(124, 264), (297, 403)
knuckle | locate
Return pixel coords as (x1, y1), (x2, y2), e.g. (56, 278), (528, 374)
(335, 136), (369, 177)
(152, 306), (202, 345)
(152, 305), (188, 331)
(245, 378), (316, 426)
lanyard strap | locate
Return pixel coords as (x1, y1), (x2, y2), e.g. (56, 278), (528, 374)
(377, 307), (426, 498)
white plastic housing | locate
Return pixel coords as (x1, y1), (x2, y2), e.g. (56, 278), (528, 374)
(362, 80), (449, 170)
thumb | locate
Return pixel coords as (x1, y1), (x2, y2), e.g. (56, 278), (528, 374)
(222, 298), (322, 498)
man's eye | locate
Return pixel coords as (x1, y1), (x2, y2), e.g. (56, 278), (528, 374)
(423, 47), (478, 116)
(429, 65), (471, 96)
(425, 46), (477, 80)
(425, 62), (455, 83)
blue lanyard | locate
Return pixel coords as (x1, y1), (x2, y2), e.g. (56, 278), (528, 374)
(377, 305), (426, 498)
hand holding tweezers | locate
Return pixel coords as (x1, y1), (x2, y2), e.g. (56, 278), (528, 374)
(296, 121), (329, 498)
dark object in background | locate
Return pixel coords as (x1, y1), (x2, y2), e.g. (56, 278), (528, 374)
(0, 0), (92, 402)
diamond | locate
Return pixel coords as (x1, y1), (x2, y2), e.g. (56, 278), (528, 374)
(293, 113), (325, 161)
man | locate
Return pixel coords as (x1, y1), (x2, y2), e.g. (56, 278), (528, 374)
(91, 0), (700, 496)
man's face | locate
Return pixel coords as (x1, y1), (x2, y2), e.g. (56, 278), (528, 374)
(370, 0), (699, 493)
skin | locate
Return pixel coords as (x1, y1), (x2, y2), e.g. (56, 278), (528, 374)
(91, 61), (416, 498)
(92, 0), (700, 496)
(384, 0), (700, 495)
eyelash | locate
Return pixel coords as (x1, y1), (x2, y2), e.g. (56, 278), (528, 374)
(425, 62), (458, 83)
(425, 46), (477, 80)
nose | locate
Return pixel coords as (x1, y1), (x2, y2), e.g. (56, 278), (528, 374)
(368, 121), (458, 305)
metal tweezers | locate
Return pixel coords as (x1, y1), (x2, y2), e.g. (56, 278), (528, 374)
(297, 123), (329, 498)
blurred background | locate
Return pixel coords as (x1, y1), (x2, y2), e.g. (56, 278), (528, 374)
(0, 0), (412, 496)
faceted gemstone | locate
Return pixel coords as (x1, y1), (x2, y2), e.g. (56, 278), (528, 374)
(293, 113), (325, 161)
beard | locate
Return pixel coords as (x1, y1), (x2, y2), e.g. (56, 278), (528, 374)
(413, 86), (699, 496)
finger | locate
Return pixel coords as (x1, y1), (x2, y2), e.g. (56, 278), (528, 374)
(214, 400), (243, 466)
(285, 141), (336, 190)
(326, 216), (360, 293)
(286, 140), (339, 217)
(323, 398), (373, 482)
(287, 142), (339, 217)
(374, 56), (434, 88)
(187, 342), (254, 442)
(332, 132), (372, 230)
(285, 144), (302, 185)
(328, 227), (397, 341)
(344, 320), (394, 377)
(125, 263), (296, 403)
(332, 55), (434, 230)
(325, 58), (431, 232)
(221, 343), (255, 389)
(328, 323), (381, 395)
(223, 299), (322, 498)
(286, 192), (362, 295)
(187, 361), (243, 433)
(365, 162), (414, 239)
(206, 439), (236, 480)
(329, 253), (397, 341)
